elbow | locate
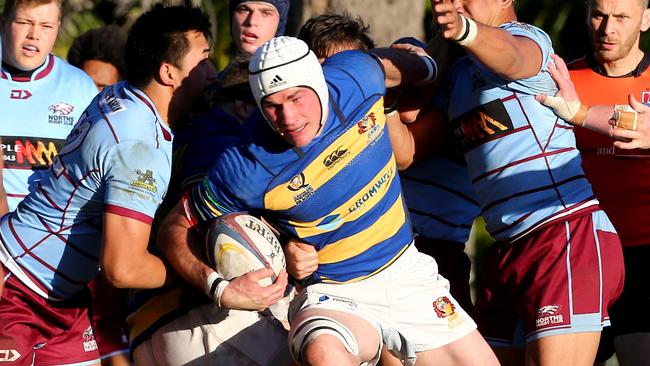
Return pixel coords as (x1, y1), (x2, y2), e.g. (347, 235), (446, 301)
(102, 265), (137, 288)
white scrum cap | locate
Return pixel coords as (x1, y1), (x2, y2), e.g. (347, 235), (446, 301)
(249, 36), (329, 127)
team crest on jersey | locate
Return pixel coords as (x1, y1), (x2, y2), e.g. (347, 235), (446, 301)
(48, 102), (75, 125)
(536, 304), (564, 328)
(433, 296), (463, 328)
(287, 173), (314, 205)
(82, 326), (98, 352)
(323, 146), (350, 169)
(642, 91), (650, 104)
(451, 99), (514, 151)
(357, 112), (383, 144)
(131, 169), (158, 193)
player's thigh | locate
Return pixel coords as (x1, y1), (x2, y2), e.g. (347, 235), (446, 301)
(414, 329), (498, 366)
(290, 307), (381, 364)
(526, 332), (600, 366)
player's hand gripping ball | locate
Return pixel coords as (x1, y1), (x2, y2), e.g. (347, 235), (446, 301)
(206, 213), (286, 286)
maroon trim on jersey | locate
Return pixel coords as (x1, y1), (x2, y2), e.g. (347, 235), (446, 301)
(105, 204), (153, 224)
(127, 86), (172, 147)
(472, 147), (575, 183)
(6, 193), (27, 198)
(34, 54), (55, 80)
(98, 97), (121, 144)
(491, 198), (598, 239)
(8, 216), (86, 286)
(483, 174), (588, 212)
(1, 54), (55, 82)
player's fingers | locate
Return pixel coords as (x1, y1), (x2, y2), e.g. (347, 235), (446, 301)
(535, 94), (547, 104)
(613, 139), (639, 150)
(249, 266), (275, 281)
(610, 128), (641, 140)
(550, 54), (570, 77)
(628, 93), (649, 113)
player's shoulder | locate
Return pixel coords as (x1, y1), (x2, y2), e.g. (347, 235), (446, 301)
(323, 50), (383, 87)
(53, 55), (97, 92)
(92, 82), (169, 145)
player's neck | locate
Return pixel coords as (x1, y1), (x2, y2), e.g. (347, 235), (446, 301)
(139, 83), (171, 128)
(1, 62), (38, 79)
(598, 47), (644, 77)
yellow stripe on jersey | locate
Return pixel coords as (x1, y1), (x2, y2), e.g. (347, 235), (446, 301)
(289, 158), (396, 238)
(318, 193), (406, 264)
(127, 286), (183, 341)
(264, 99), (386, 211)
(319, 243), (410, 284)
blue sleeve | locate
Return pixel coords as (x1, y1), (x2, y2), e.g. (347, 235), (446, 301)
(323, 50), (386, 98)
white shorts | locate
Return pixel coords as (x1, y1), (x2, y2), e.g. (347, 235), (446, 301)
(133, 303), (291, 366)
(289, 244), (477, 365)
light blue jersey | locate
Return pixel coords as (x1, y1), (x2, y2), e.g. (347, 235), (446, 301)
(0, 55), (97, 210)
(0, 82), (172, 299)
(401, 155), (480, 243)
(446, 22), (596, 241)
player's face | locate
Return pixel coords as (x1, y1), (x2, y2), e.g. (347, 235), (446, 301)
(231, 2), (280, 55)
(82, 59), (120, 92)
(1, 1), (60, 71)
(588, 0), (650, 65)
(458, 0), (501, 25)
(261, 87), (323, 147)
(172, 31), (217, 118)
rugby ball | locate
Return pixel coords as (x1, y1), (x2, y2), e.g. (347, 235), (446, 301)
(205, 213), (285, 286)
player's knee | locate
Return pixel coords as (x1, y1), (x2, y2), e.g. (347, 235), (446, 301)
(302, 334), (357, 366)
(290, 316), (361, 365)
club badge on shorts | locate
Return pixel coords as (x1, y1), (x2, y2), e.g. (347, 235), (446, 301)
(433, 296), (464, 329)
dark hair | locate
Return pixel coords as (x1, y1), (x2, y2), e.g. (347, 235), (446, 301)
(214, 53), (254, 104)
(125, 4), (211, 88)
(298, 13), (375, 59)
(3, 0), (60, 20)
(68, 25), (127, 78)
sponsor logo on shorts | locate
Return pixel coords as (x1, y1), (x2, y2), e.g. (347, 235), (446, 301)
(131, 169), (158, 193)
(318, 295), (358, 309)
(288, 173), (314, 205)
(0, 349), (21, 362)
(536, 304), (564, 328)
(432, 296), (464, 329)
(82, 326), (98, 353)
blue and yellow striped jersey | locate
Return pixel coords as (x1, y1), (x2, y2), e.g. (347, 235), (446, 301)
(190, 50), (414, 284)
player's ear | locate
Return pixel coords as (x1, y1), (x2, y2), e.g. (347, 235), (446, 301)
(499, 0), (513, 10)
(158, 62), (177, 87)
(641, 7), (650, 32)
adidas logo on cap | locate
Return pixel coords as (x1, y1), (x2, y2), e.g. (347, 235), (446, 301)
(269, 74), (287, 89)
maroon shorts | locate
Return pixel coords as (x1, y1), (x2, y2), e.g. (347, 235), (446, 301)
(0, 270), (100, 365)
(474, 208), (624, 346)
(414, 236), (473, 315)
(89, 275), (129, 359)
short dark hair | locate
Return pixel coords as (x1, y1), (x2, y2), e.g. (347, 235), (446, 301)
(68, 25), (127, 78)
(214, 53), (253, 104)
(125, 5), (211, 88)
(298, 13), (375, 59)
(3, 0), (60, 20)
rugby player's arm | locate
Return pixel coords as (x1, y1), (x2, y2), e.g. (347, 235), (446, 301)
(102, 212), (171, 288)
(387, 106), (449, 170)
(433, 1), (542, 80)
(371, 46), (439, 88)
(157, 200), (288, 311)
